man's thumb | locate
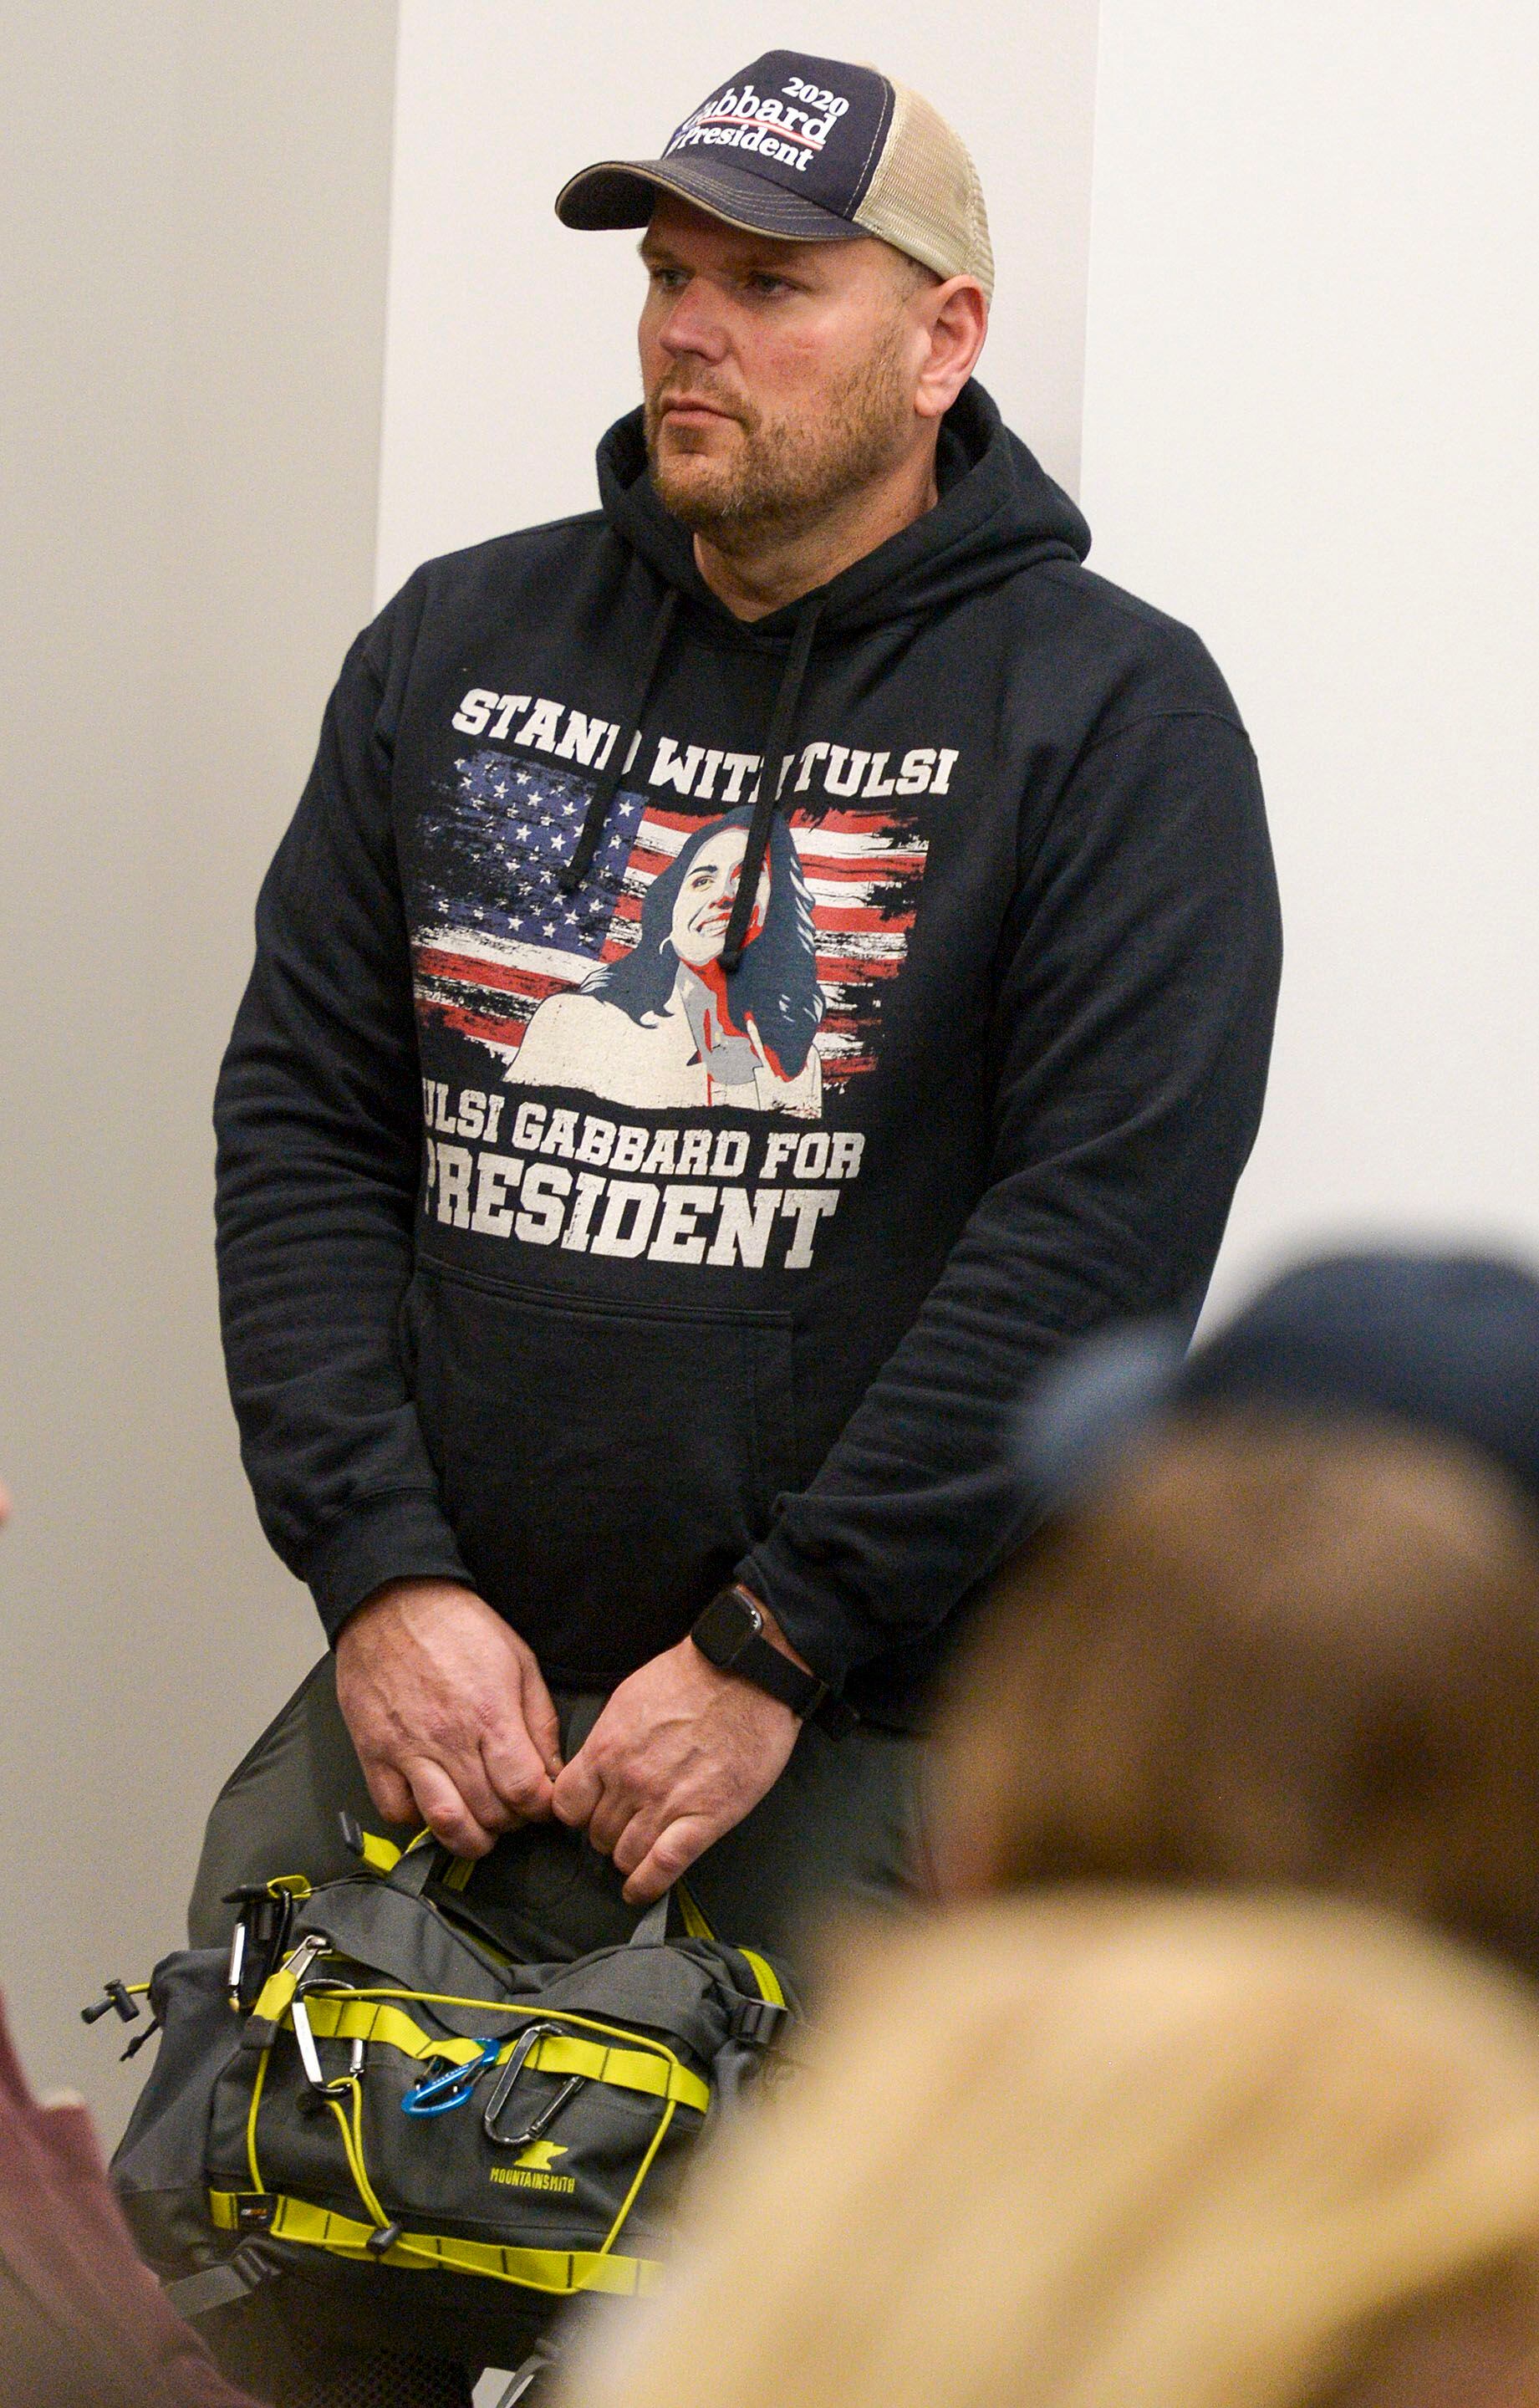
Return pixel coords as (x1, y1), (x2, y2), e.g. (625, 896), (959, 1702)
(523, 1675), (564, 1780)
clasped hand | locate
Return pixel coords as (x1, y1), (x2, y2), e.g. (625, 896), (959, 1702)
(550, 1632), (799, 1903)
(336, 1579), (799, 1901)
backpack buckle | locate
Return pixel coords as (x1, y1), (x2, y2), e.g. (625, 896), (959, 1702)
(731, 1993), (788, 2047)
(727, 1984), (789, 2042)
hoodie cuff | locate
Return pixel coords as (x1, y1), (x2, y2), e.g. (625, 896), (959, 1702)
(303, 1488), (475, 1645)
(734, 1536), (875, 1694)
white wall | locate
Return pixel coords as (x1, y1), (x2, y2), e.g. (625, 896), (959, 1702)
(0, 2), (398, 2130)
(1079, 0), (1539, 1313)
(375, 0), (1100, 600)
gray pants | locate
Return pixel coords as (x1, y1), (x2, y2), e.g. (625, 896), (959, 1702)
(189, 1657), (930, 1987)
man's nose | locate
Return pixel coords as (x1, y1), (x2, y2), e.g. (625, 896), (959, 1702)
(657, 278), (730, 363)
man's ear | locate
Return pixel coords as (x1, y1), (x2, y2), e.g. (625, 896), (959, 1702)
(915, 279), (988, 422)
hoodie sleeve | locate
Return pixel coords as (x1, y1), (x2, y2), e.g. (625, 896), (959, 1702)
(738, 703), (1282, 1687)
(214, 594), (473, 1637)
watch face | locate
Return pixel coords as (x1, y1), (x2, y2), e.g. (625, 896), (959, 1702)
(694, 1588), (824, 1721)
(695, 1591), (754, 1666)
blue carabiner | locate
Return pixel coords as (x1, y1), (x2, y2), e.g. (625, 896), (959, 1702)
(400, 2037), (501, 2116)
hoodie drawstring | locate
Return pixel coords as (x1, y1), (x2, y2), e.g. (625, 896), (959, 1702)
(558, 579), (823, 974)
(720, 593), (824, 974)
(559, 586), (679, 894)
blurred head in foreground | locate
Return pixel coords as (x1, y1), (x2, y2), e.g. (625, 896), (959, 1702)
(934, 1249), (1539, 1974)
(568, 1893), (1539, 2408)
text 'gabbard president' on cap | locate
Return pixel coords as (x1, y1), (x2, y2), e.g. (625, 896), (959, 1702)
(557, 49), (994, 296)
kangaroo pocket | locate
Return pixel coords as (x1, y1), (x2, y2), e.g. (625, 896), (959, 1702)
(410, 1265), (798, 1686)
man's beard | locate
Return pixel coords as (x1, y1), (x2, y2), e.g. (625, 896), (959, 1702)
(645, 324), (913, 546)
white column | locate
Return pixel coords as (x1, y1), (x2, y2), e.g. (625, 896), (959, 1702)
(1081, 0), (1539, 1304)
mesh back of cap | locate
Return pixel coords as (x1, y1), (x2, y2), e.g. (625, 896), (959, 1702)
(855, 81), (994, 298)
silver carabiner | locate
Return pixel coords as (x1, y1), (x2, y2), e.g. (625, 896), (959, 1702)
(281, 1931), (332, 1991)
(482, 2020), (585, 2150)
(290, 1985), (364, 2099)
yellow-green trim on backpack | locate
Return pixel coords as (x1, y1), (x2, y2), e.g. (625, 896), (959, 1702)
(352, 1829), (404, 1877)
(736, 1948), (786, 2008)
(675, 1883), (715, 1941)
(294, 1990), (711, 2114)
(207, 2191), (665, 2297)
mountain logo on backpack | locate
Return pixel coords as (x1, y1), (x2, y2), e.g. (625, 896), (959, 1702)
(513, 2141), (567, 2174)
(489, 2139), (577, 2194)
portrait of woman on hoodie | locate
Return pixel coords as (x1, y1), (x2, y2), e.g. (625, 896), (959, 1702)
(509, 804), (825, 1114)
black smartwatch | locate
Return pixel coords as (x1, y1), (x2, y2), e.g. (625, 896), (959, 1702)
(691, 1586), (858, 1737)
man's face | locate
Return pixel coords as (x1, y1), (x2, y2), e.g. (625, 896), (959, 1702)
(639, 196), (925, 541)
(670, 826), (770, 968)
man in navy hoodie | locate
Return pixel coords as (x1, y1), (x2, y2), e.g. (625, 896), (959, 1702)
(197, 54), (1281, 1977)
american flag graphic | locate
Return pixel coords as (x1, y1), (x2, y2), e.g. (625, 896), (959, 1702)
(412, 749), (930, 1087)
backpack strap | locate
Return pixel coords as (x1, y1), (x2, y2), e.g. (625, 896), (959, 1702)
(163, 2239), (276, 2320)
(337, 1812), (405, 1877)
(626, 1893), (672, 1948)
(625, 1881), (718, 1947)
(383, 1831), (446, 1898)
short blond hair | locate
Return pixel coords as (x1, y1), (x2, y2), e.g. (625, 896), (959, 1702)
(562, 1893), (1539, 2408)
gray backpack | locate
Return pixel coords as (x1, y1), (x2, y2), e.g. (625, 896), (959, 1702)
(100, 1827), (792, 2365)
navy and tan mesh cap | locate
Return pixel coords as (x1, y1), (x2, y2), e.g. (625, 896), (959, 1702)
(556, 48), (994, 300)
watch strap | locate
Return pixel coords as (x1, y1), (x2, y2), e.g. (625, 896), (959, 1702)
(692, 1587), (858, 1737)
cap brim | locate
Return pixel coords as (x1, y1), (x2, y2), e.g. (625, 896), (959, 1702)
(556, 155), (864, 244)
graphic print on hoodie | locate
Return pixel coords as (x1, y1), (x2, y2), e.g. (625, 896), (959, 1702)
(414, 755), (933, 1120)
(215, 382), (1282, 1725)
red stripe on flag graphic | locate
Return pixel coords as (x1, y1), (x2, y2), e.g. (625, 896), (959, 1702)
(432, 1002), (530, 1049)
(415, 947), (568, 1002)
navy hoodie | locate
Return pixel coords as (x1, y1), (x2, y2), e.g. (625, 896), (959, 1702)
(215, 381), (1281, 1728)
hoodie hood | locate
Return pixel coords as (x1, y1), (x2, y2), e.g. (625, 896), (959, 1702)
(572, 381), (1092, 971)
(596, 379), (1090, 640)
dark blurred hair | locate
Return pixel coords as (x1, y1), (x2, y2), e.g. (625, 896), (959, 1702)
(583, 805), (823, 1078)
(935, 1412), (1539, 1977)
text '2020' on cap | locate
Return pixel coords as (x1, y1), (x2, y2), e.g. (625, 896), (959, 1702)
(556, 48), (994, 299)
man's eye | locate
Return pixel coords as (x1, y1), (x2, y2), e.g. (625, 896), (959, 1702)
(649, 266), (686, 290)
(747, 274), (791, 296)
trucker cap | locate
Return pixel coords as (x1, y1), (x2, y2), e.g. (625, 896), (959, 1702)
(1017, 1250), (1539, 1522)
(556, 48), (994, 299)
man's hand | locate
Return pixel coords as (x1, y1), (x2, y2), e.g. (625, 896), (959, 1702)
(551, 1615), (803, 1905)
(335, 1578), (563, 1859)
